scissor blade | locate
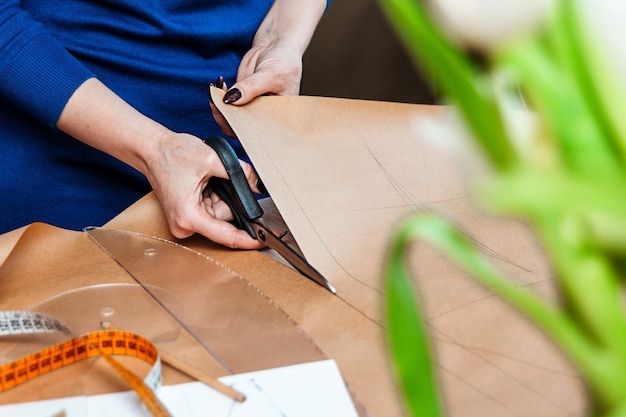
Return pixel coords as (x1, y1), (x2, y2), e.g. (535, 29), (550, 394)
(250, 223), (336, 294)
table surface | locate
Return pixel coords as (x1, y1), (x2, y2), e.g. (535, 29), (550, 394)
(0, 194), (387, 417)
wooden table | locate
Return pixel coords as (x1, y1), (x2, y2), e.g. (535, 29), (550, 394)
(0, 194), (394, 417)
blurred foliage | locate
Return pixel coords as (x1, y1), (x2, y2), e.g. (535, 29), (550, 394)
(379, 0), (626, 416)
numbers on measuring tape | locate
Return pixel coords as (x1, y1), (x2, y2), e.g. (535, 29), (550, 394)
(0, 321), (171, 417)
(0, 311), (71, 336)
(0, 330), (160, 392)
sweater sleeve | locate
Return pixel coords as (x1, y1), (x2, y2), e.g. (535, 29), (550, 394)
(0, 1), (94, 128)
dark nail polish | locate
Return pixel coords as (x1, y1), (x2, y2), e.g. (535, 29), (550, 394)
(216, 75), (224, 89)
(223, 88), (242, 104)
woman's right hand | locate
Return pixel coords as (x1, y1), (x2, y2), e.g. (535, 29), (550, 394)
(57, 78), (264, 249)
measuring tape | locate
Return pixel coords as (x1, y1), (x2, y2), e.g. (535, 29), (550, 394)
(0, 311), (171, 417)
(0, 310), (72, 336)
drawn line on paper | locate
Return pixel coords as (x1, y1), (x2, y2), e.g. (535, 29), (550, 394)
(436, 362), (526, 417)
(241, 112), (577, 415)
(157, 378), (288, 417)
(428, 325), (572, 380)
(429, 326), (575, 414)
(247, 128), (379, 292)
(422, 276), (575, 412)
(362, 139), (573, 412)
(313, 194), (470, 211)
(237, 122), (387, 331)
(226, 379), (287, 417)
(362, 141), (533, 274)
(247, 119), (543, 338)
(470, 346), (580, 379)
(427, 291), (501, 321)
(426, 274), (554, 321)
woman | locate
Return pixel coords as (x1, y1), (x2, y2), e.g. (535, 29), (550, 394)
(0, 0), (328, 248)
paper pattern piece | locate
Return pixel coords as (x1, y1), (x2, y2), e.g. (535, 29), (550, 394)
(0, 359), (358, 417)
(213, 89), (587, 416)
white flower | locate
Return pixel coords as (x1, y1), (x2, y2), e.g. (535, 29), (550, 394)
(412, 71), (541, 178)
(578, 0), (626, 83)
(428, 0), (556, 50)
(412, 109), (490, 179)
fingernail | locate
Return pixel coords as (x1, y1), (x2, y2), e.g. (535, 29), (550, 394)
(216, 75), (224, 89)
(223, 88), (242, 104)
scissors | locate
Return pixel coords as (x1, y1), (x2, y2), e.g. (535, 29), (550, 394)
(203, 136), (336, 294)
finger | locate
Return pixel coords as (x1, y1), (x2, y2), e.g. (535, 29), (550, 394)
(223, 71), (284, 106)
(167, 201), (264, 249)
(193, 213), (264, 249)
(239, 161), (261, 194)
(204, 192), (234, 221)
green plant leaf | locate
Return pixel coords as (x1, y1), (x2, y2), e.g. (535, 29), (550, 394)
(497, 36), (620, 177)
(385, 214), (626, 407)
(377, 0), (516, 170)
(385, 221), (444, 417)
(557, 0), (626, 163)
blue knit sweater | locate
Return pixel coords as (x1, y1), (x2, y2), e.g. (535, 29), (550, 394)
(0, 0), (276, 232)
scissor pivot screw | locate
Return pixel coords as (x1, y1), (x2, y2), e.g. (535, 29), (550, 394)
(257, 230), (267, 242)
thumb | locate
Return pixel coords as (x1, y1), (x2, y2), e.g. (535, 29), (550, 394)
(222, 72), (281, 106)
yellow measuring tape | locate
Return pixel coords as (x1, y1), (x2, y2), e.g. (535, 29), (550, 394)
(85, 331), (171, 417)
(0, 311), (172, 417)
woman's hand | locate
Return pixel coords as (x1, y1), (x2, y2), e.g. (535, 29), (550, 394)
(145, 132), (264, 249)
(57, 78), (264, 249)
(224, 41), (304, 104)
(218, 0), (327, 106)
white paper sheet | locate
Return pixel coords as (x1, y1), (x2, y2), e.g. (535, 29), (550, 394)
(0, 359), (358, 417)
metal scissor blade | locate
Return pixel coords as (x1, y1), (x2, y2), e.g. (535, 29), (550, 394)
(250, 222), (336, 294)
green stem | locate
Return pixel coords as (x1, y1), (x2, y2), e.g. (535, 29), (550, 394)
(538, 214), (626, 358)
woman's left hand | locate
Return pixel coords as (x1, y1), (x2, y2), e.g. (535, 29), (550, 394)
(216, 0), (327, 107)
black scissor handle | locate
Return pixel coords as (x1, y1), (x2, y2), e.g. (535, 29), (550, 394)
(203, 136), (263, 238)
